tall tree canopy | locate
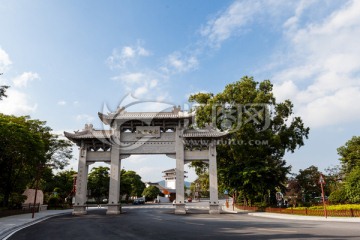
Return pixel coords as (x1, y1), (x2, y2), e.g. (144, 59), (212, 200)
(142, 185), (161, 201)
(295, 165), (330, 202)
(120, 170), (146, 200)
(337, 136), (360, 174)
(189, 76), (309, 205)
(329, 136), (360, 204)
(0, 114), (72, 207)
(88, 166), (110, 204)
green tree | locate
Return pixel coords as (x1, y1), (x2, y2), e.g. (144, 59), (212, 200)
(50, 170), (77, 203)
(295, 165), (323, 202)
(285, 177), (302, 207)
(120, 169), (132, 200)
(324, 165), (343, 192)
(337, 136), (360, 174)
(190, 165), (211, 197)
(329, 185), (347, 204)
(0, 85), (9, 101)
(121, 170), (145, 199)
(329, 136), (360, 204)
(0, 115), (46, 207)
(189, 77), (309, 205)
(87, 167), (110, 204)
(142, 186), (161, 201)
(0, 114), (72, 208)
(344, 167), (360, 203)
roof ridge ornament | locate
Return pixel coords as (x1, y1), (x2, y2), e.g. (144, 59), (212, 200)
(115, 106), (126, 115)
(172, 105), (181, 114)
(204, 122), (216, 131)
(84, 123), (94, 132)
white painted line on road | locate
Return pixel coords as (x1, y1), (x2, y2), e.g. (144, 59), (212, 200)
(256, 228), (297, 233)
(2, 214), (67, 240)
(185, 222), (205, 226)
(191, 218), (223, 220)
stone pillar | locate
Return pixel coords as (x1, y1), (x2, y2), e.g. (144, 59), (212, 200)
(73, 144), (89, 215)
(209, 140), (220, 214)
(106, 144), (121, 214)
(175, 126), (186, 214)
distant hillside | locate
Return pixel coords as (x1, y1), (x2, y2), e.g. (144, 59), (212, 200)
(157, 180), (191, 188)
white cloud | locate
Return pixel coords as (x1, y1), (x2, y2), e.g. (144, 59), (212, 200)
(0, 47), (12, 73)
(112, 72), (145, 85)
(165, 52), (199, 73)
(112, 71), (163, 98)
(296, 87), (360, 128)
(58, 100), (67, 106)
(134, 86), (148, 97)
(273, 81), (299, 103)
(106, 42), (151, 69)
(0, 88), (37, 115)
(75, 114), (95, 123)
(149, 79), (158, 88)
(13, 72), (40, 88)
(137, 46), (150, 56)
(272, 0), (360, 128)
(283, 0), (317, 30)
(200, 0), (262, 47)
(127, 155), (146, 164)
(122, 46), (135, 58)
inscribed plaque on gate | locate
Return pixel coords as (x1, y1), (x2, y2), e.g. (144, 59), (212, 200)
(136, 126), (161, 138)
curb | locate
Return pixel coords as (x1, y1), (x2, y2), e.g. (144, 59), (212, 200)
(248, 212), (360, 223)
(221, 205), (238, 214)
(0, 211), (71, 240)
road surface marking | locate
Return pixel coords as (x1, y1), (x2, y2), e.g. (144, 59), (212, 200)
(185, 222), (205, 226)
(256, 228), (297, 233)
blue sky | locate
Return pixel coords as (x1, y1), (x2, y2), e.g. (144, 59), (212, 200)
(1, 0), (360, 182)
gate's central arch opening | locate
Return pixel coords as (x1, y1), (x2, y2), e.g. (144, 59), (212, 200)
(64, 106), (228, 215)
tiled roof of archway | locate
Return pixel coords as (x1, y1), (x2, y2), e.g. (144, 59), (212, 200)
(64, 128), (229, 142)
(64, 130), (111, 139)
(183, 129), (229, 138)
(98, 111), (194, 123)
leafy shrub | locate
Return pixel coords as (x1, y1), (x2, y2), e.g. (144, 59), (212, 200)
(9, 193), (27, 209)
(293, 204), (360, 210)
(345, 167), (360, 203)
(329, 187), (348, 204)
(48, 196), (60, 207)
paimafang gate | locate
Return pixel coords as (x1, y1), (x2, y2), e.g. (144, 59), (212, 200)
(65, 106), (228, 215)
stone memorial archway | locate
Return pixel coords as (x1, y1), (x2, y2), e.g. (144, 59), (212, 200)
(64, 106), (228, 215)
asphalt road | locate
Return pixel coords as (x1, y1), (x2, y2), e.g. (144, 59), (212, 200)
(8, 204), (360, 240)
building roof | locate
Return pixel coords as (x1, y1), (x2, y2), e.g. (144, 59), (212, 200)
(64, 128), (111, 140)
(183, 129), (229, 138)
(98, 106), (194, 125)
(64, 125), (229, 144)
(162, 168), (188, 173)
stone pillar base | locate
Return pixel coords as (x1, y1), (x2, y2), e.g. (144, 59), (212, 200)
(72, 205), (87, 215)
(106, 204), (121, 215)
(209, 204), (220, 214)
(175, 203), (186, 214)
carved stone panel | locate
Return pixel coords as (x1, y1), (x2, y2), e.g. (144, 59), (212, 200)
(87, 151), (111, 162)
(120, 142), (175, 154)
(121, 132), (175, 142)
(184, 150), (209, 160)
(135, 126), (161, 138)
